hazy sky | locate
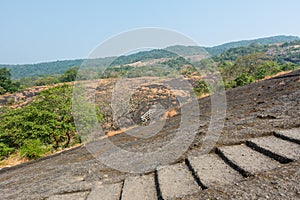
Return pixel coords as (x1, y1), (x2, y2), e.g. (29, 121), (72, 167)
(1, 0), (299, 64)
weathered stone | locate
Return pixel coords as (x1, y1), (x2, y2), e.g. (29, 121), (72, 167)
(48, 191), (89, 200)
(122, 174), (157, 200)
(188, 154), (243, 187)
(87, 182), (123, 200)
(157, 163), (200, 199)
(247, 136), (300, 162)
(217, 144), (279, 176)
(274, 128), (300, 144)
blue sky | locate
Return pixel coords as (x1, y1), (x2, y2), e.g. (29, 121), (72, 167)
(1, 0), (299, 64)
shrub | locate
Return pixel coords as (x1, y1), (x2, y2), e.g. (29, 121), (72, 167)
(193, 80), (211, 96)
(0, 143), (15, 159)
(234, 73), (255, 87)
(6, 97), (15, 106)
(280, 63), (298, 71)
(224, 80), (237, 89)
(20, 139), (49, 159)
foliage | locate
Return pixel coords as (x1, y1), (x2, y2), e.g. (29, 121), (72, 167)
(254, 61), (281, 79)
(218, 51), (300, 89)
(0, 85), (74, 151)
(206, 35), (299, 56)
(19, 76), (59, 88)
(193, 80), (211, 96)
(59, 66), (79, 82)
(20, 139), (49, 159)
(234, 73), (255, 87)
(215, 43), (269, 62)
(0, 143), (14, 159)
(6, 97), (15, 106)
(165, 45), (205, 56)
(161, 57), (191, 70)
(0, 84), (105, 160)
(0, 86), (83, 159)
(280, 63), (298, 71)
(102, 57), (195, 78)
(3, 59), (84, 80)
(0, 68), (20, 94)
(110, 49), (177, 66)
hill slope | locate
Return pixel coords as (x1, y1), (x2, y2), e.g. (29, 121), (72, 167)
(206, 35), (299, 55)
(0, 69), (299, 199)
(1, 35), (299, 80)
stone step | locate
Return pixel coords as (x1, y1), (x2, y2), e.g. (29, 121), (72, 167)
(87, 182), (123, 200)
(247, 136), (300, 163)
(187, 154), (243, 187)
(217, 144), (280, 177)
(274, 128), (300, 145)
(121, 174), (157, 200)
(156, 163), (201, 199)
(48, 191), (89, 200)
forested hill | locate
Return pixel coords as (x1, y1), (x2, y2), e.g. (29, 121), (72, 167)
(165, 35), (300, 56)
(1, 35), (299, 79)
(1, 59), (84, 80)
(205, 35), (300, 55)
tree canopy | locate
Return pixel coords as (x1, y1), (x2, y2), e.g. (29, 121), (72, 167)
(0, 68), (20, 94)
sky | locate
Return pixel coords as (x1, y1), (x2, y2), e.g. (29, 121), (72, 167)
(1, 0), (300, 64)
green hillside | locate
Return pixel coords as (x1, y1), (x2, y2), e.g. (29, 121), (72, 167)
(1, 35), (299, 80)
(109, 49), (177, 66)
(205, 35), (299, 55)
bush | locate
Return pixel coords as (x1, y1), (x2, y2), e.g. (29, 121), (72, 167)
(20, 139), (49, 159)
(234, 73), (255, 87)
(6, 97), (15, 106)
(0, 68), (20, 94)
(280, 63), (298, 71)
(254, 61), (280, 79)
(0, 85), (76, 153)
(0, 84), (104, 160)
(224, 80), (237, 89)
(0, 143), (15, 159)
(193, 80), (211, 96)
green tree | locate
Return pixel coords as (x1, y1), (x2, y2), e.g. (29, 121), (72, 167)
(0, 68), (20, 94)
(193, 80), (211, 96)
(280, 63), (298, 71)
(0, 84), (104, 160)
(254, 61), (280, 79)
(234, 73), (255, 86)
(59, 66), (79, 82)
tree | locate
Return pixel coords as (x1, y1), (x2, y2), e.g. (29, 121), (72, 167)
(0, 68), (20, 94)
(59, 66), (79, 82)
(234, 73), (255, 87)
(254, 61), (280, 79)
(193, 80), (211, 96)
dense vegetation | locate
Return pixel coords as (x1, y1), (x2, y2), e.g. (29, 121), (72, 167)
(2, 59), (84, 80)
(0, 85), (75, 159)
(213, 41), (300, 88)
(0, 84), (103, 160)
(0, 68), (20, 94)
(205, 35), (299, 56)
(109, 49), (177, 66)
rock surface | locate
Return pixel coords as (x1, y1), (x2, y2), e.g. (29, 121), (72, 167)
(0, 70), (299, 199)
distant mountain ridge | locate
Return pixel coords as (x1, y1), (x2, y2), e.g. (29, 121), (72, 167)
(205, 35), (300, 55)
(1, 35), (299, 79)
(166, 35), (300, 56)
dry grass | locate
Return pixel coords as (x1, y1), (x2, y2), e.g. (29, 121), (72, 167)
(0, 143), (82, 169)
(0, 153), (29, 168)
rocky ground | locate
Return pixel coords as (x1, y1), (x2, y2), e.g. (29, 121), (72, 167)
(0, 70), (299, 199)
